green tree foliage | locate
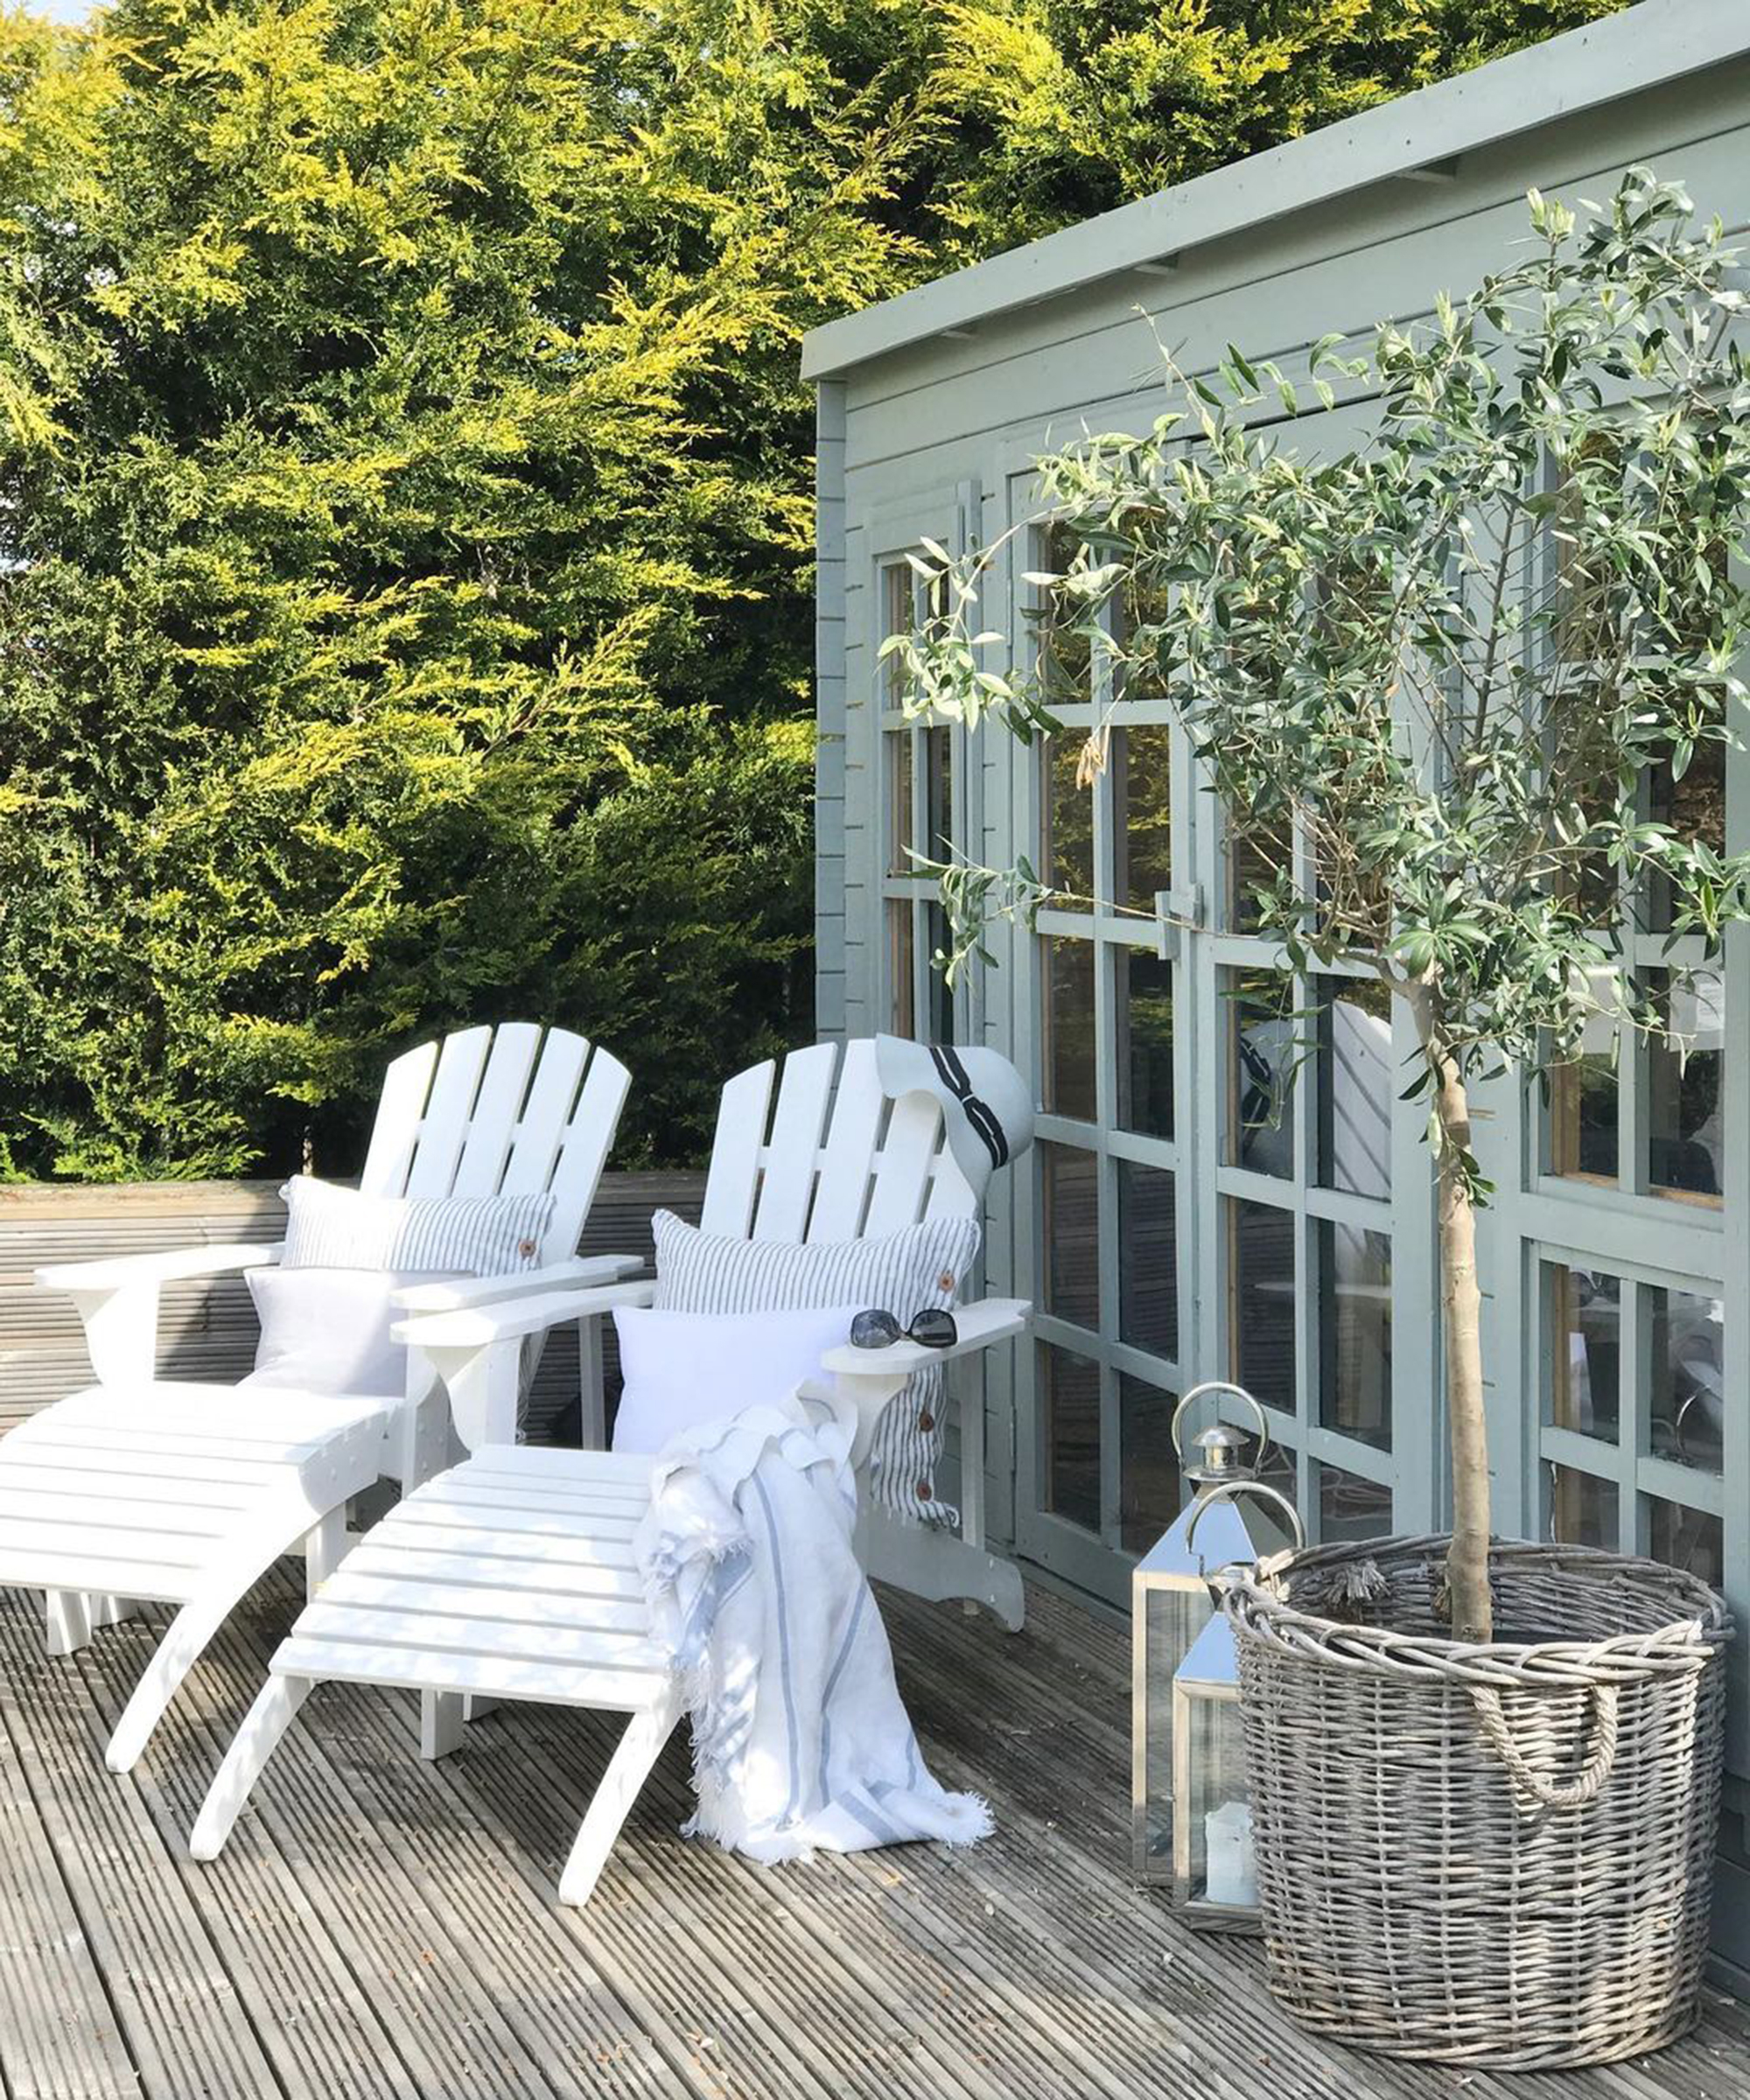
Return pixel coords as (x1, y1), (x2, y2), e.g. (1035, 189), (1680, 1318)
(0, 0), (1628, 1177)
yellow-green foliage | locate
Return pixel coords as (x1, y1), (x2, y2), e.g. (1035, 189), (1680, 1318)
(0, 0), (1626, 1176)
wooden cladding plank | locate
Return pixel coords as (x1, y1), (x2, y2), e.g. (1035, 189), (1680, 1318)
(1, 1171), (704, 1434)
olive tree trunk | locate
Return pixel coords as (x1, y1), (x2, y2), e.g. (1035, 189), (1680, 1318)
(1406, 985), (1494, 1643)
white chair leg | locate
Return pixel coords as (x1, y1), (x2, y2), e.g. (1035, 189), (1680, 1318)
(304, 1508), (350, 1600)
(103, 1524), (301, 1772)
(46, 1591), (94, 1658)
(557, 1688), (682, 1908)
(462, 1695), (500, 1726)
(90, 1594), (141, 1632)
(189, 1675), (312, 1861)
(420, 1690), (466, 1760)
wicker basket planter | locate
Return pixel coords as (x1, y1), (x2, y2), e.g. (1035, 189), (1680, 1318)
(1223, 1535), (1731, 2071)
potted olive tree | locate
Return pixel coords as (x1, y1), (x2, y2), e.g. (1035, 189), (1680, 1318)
(887, 173), (1746, 2066)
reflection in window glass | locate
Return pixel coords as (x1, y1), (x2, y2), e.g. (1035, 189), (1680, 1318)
(1043, 735), (1095, 902)
(1118, 1161), (1177, 1362)
(1648, 1285), (1723, 1474)
(1231, 1200), (1295, 1415)
(1314, 976), (1391, 1199)
(1647, 968), (1723, 1203)
(1548, 1264), (1620, 1444)
(1040, 1144), (1099, 1332)
(1317, 1222), (1391, 1450)
(1226, 971), (1294, 1178)
(1041, 1341), (1101, 1534)
(883, 563), (917, 704)
(1112, 724), (1171, 910)
(886, 900), (914, 1038)
(1116, 950), (1173, 1138)
(1547, 1466), (1617, 1550)
(1646, 1497), (1724, 1589)
(1318, 1462), (1391, 1544)
(1119, 1374), (1181, 1553)
(886, 732), (914, 873)
(1043, 938), (1096, 1120)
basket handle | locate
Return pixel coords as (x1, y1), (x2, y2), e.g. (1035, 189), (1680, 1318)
(1468, 1684), (1620, 1813)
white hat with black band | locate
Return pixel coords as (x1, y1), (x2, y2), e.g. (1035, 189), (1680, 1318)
(873, 1035), (1035, 1192)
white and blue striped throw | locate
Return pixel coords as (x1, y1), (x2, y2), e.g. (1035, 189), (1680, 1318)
(637, 1386), (991, 1862)
(649, 1208), (979, 1527)
(278, 1176), (556, 1277)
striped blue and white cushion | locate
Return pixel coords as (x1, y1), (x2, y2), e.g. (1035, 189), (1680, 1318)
(278, 1177), (556, 1277)
(649, 1208), (980, 1528)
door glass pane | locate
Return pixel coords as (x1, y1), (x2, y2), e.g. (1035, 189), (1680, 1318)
(1041, 1341), (1101, 1534)
(925, 902), (954, 1045)
(886, 732), (914, 872)
(1036, 524), (1091, 703)
(1548, 970), (1619, 1180)
(1227, 811), (1290, 931)
(886, 900), (915, 1038)
(1546, 1466), (1617, 1549)
(1120, 1374), (1180, 1554)
(883, 564), (915, 704)
(1230, 1199), (1295, 1414)
(1118, 1161), (1177, 1362)
(1648, 1284), (1723, 1474)
(1647, 738), (1726, 932)
(1314, 976), (1391, 1198)
(1043, 736), (1095, 902)
(1317, 1462), (1390, 1543)
(1116, 949), (1173, 1138)
(1112, 724), (1171, 910)
(1317, 1222), (1391, 1450)
(1226, 970), (1293, 1177)
(1040, 1143), (1099, 1332)
(1646, 1497), (1724, 1588)
(925, 726), (954, 858)
(1647, 967), (1724, 1203)
(1548, 1264), (1620, 1444)
(1043, 937), (1096, 1120)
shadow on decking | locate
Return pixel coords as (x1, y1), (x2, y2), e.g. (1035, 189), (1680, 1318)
(0, 1568), (1744, 2100)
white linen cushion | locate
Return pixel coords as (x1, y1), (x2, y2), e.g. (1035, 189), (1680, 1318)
(242, 1266), (450, 1398)
(277, 1175), (556, 1275)
(649, 1208), (981, 1526)
(609, 1303), (863, 1456)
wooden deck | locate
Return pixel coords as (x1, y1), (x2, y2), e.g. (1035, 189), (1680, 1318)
(1, 1565), (1745, 2100)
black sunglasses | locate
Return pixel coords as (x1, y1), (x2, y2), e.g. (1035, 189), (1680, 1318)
(849, 1306), (959, 1351)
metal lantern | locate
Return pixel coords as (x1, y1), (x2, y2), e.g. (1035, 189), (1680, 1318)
(1130, 1382), (1296, 1883)
(1168, 1481), (1304, 1932)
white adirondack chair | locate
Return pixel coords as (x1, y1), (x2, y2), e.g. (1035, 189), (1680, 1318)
(7, 1023), (634, 1773)
(190, 1037), (1031, 1904)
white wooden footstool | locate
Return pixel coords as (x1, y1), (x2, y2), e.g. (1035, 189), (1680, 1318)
(0, 1380), (400, 1769)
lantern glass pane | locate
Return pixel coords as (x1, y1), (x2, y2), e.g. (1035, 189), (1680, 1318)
(1177, 1686), (1251, 1914)
(1139, 1586), (1196, 1875)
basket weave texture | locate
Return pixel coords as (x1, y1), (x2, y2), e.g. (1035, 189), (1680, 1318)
(1223, 1536), (1731, 2070)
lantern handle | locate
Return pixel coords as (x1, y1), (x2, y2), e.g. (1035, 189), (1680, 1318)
(1183, 1479), (1306, 1574)
(1171, 1382), (1270, 1469)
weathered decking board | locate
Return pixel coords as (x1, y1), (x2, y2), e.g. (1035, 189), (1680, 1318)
(0, 1566), (1744, 2100)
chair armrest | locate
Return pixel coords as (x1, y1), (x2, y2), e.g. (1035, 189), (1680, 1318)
(389, 1254), (644, 1316)
(393, 1278), (656, 1352)
(36, 1243), (284, 1293)
(818, 1297), (1031, 1380)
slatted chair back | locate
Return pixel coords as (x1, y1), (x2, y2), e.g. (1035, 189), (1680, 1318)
(358, 1025), (630, 1261)
(697, 1039), (995, 1248)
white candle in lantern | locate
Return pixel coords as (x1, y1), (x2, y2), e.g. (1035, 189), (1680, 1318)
(1203, 1798), (1257, 1908)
